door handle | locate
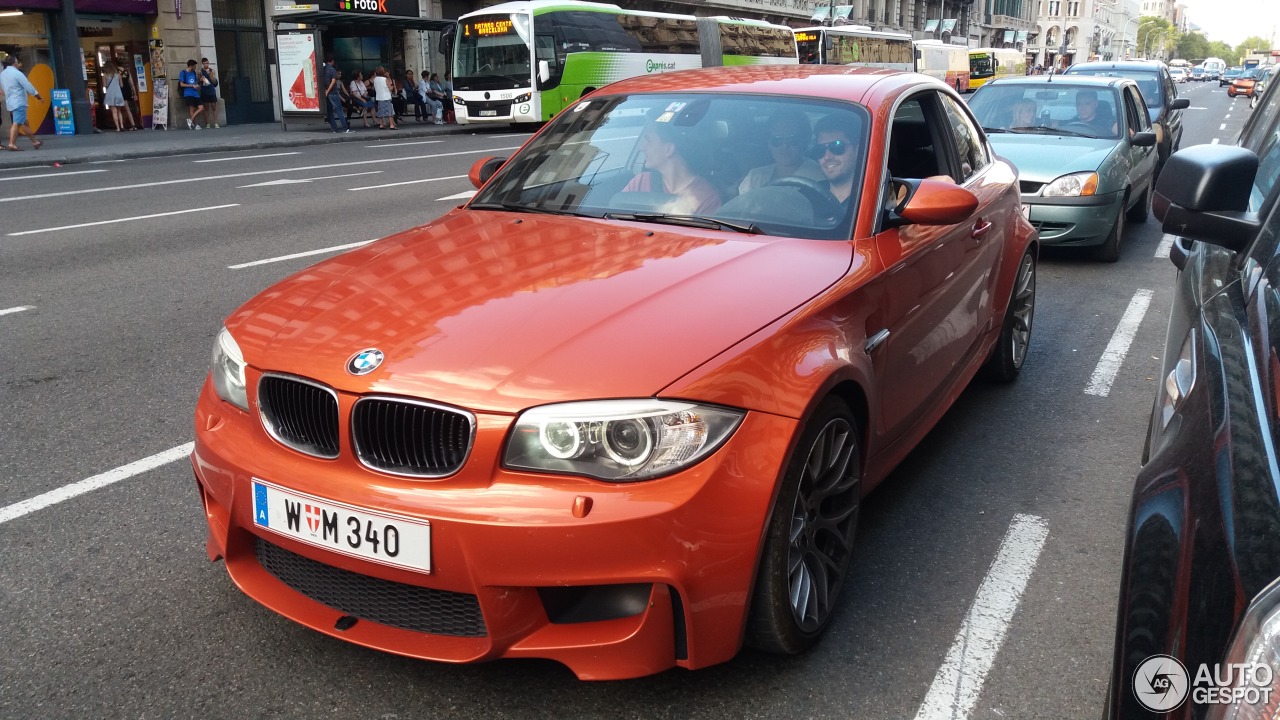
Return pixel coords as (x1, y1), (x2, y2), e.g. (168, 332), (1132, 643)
(971, 220), (993, 239)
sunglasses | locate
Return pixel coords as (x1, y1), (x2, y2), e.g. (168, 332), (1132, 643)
(768, 134), (806, 148)
(809, 139), (851, 159)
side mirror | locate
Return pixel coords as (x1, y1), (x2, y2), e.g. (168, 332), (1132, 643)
(1170, 97), (1190, 110)
(1131, 131), (1157, 147)
(883, 176), (980, 229)
(1153, 145), (1260, 252)
(538, 60), (551, 84)
(469, 156), (507, 189)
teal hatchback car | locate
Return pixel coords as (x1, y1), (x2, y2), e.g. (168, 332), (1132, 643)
(968, 76), (1158, 261)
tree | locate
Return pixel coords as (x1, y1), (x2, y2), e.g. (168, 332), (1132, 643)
(1235, 35), (1272, 65)
(1207, 40), (1237, 65)
(1176, 32), (1211, 63)
(1136, 16), (1178, 59)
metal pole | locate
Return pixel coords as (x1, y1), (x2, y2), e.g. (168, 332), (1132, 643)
(54, 0), (92, 134)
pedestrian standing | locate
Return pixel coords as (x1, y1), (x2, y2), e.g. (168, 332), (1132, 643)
(199, 58), (220, 128)
(117, 64), (140, 129)
(322, 55), (351, 133)
(101, 64), (129, 131)
(179, 59), (205, 129)
(1, 55), (44, 150)
(371, 66), (396, 130)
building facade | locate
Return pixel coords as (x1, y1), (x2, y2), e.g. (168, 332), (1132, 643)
(1027, 0), (1139, 69)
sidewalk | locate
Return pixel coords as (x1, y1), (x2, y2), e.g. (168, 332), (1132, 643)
(0, 115), (475, 170)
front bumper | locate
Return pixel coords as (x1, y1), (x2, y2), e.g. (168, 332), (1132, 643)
(1022, 191), (1123, 246)
(192, 378), (797, 679)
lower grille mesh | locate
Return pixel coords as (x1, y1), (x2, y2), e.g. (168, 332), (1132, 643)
(255, 538), (487, 637)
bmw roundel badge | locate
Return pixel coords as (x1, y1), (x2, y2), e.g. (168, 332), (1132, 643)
(347, 348), (384, 375)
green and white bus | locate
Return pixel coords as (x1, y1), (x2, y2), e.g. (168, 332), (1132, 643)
(451, 0), (797, 125)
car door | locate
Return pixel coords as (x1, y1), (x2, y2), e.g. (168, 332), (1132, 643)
(869, 89), (998, 442)
(1121, 85), (1157, 196)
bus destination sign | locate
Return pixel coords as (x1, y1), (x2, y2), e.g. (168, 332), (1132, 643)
(465, 18), (515, 36)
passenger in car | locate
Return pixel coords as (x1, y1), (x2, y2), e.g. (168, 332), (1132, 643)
(1011, 98), (1038, 128)
(738, 109), (824, 194)
(621, 120), (722, 214)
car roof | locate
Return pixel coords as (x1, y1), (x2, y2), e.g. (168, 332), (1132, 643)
(597, 64), (943, 102)
(983, 75), (1133, 90)
(1065, 61), (1165, 72)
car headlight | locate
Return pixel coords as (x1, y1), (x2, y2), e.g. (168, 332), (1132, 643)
(1210, 578), (1280, 720)
(503, 399), (744, 481)
(1042, 171), (1100, 197)
(513, 92), (531, 104)
(211, 327), (249, 411)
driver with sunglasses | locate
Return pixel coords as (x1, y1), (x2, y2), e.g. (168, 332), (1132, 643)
(813, 115), (858, 209)
(739, 109), (824, 195)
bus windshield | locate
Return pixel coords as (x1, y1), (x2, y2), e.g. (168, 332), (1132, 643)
(971, 54), (994, 79)
(796, 31), (820, 63)
(455, 13), (533, 88)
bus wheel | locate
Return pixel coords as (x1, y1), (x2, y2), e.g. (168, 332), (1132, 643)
(581, 88), (596, 99)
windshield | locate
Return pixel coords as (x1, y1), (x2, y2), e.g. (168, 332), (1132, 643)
(969, 83), (1122, 139)
(454, 13), (533, 88)
(971, 54), (994, 78)
(1065, 68), (1163, 109)
(471, 93), (869, 241)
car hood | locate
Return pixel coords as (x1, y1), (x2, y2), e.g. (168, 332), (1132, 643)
(991, 133), (1119, 183)
(225, 210), (853, 414)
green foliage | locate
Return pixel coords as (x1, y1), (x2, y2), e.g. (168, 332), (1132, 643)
(1136, 16), (1178, 58)
(1176, 33), (1210, 63)
(1208, 40), (1237, 65)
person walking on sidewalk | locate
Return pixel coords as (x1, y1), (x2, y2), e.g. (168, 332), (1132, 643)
(199, 58), (220, 128)
(0, 55), (43, 151)
(101, 64), (133, 131)
(322, 56), (351, 133)
(179, 60), (205, 129)
(117, 64), (140, 130)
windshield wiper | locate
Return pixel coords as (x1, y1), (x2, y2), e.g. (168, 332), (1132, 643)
(469, 201), (589, 218)
(982, 126), (1011, 134)
(603, 212), (761, 234)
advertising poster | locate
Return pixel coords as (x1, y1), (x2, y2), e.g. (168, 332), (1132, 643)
(277, 32), (319, 113)
(133, 53), (147, 92)
(151, 80), (169, 128)
(52, 89), (75, 135)
(149, 38), (165, 79)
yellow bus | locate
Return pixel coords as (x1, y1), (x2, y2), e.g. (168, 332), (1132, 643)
(969, 47), (1026, 89)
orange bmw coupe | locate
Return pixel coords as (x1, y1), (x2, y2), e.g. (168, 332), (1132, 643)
(193, 66), (1038, 680)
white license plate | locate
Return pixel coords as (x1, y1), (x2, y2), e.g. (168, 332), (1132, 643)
(252, 479), (431, 573)
(1020, 204), (1031, 218)
(479, 110), (498, 117)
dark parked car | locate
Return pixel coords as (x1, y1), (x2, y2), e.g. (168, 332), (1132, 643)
(1105, 68), (1280, 718)
(1063, 60), (1190, 178)
(1220, 66), (1242, 87)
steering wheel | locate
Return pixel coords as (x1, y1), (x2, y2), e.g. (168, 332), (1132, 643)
(767, 176), (845, 221)
(1061, 121), (1097, 135)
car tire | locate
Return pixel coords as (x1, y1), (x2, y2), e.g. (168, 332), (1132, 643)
(981, 249), (1036, 383)
(1126, 184), (1151, 223)
(1094, 203), (1124, 263)
(746, 397), (861, 655)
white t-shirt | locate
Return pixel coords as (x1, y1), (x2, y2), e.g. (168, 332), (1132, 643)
(371, 75), (391, 102)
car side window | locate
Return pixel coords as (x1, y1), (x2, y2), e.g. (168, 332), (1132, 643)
(1125, 87), (1151, 133)
(886, 93), (952, 182)
(939, 94), (989, 182)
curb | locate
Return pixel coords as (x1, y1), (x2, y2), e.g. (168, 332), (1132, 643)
(0, 122), (481, 170)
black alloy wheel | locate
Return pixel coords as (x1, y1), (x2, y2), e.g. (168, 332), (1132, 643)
(747, 398), (861, 654)
(982, 250), (1036, 382)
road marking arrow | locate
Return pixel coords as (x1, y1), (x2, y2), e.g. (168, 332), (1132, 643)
(438, 190), (476, 201)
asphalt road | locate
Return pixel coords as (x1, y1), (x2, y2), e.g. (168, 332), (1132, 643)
(0, 82), (1248, 719)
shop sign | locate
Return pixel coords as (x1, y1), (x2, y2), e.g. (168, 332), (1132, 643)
(314, 0), (416, 17)
(51, 89), (75, 136)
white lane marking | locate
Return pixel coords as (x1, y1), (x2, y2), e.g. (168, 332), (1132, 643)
(1220, 123), (1228, 130)
(1155, 234), (1175, 258)
(0, 169), (108, 182)
(7, 204), (240, 237)
(0, 146), (523, 204)
(89, 159), (127, 164)
(194, 152), (301, 163)
(1085, 289), (1154, 397)
(913, 514), (1051, 720)
(1188, 106), (1209, 109)
(228, 239), (376, 269)
(1213, 138), (1221, 144)
(237, 170), (382, 188)
(349, 174), (467, 191)
(0, 305), (34, 316)
(438, 190), (476, 201)
(489, 133), (532, 138)
(0, 443), (194, 525)
(364, 140), (443, 148)
(1225, 114), (1231, 119)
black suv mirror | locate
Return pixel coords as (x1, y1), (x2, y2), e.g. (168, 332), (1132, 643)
(1171, 98), (1190, 110)
(1154, 145), (1261, 252)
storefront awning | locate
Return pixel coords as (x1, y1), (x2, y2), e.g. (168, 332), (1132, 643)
(272, 11), (453, 32)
